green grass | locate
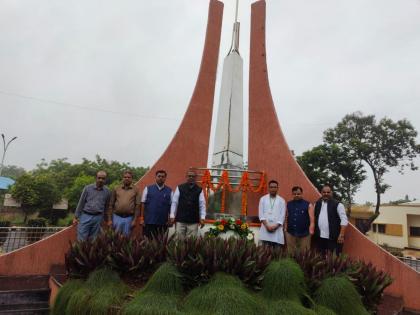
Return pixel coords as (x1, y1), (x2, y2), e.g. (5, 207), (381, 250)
(182, 273), (264, 315)
(56, 268), (129, 315)
(314, 277), (369, 315)
(51, 279), (84, 315)
(266, 300), (317, 315)
(261, 258), (306, 302)
(122, 263), (183, 315)
(313, 304), (337, 315)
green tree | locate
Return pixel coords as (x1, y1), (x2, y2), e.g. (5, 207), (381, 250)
(10, 173), (61, 223)
(64, 174), (95, 211)
(297, 144), (366, 214)
(0, 165), (26, 180)
(324, 112), (420, 232)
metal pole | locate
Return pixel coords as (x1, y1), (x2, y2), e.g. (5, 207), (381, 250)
(0, 134), (18, 177)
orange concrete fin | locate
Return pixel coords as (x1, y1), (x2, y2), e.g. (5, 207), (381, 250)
(136, 0), (224, 191)
(248, 0), (320, 217)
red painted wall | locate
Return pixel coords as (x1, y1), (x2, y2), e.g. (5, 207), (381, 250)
(0, 226), (76, 276)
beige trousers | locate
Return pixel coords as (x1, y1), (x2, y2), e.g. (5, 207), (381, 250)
(285, 232), (311, 252)
(175, 222), (198, 239)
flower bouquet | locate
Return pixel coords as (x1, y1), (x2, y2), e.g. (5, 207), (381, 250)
(206, 217), (254, 240)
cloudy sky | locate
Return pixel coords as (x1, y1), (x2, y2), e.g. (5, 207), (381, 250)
(1, 0), (419, 203)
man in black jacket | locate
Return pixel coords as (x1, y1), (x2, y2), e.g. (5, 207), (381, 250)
(170, 170), (206, 238)
(314, 184), (348, 255)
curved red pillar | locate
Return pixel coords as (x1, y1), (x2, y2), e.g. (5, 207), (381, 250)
(248, 0), (320, 217)
(136, 0), (224, 191)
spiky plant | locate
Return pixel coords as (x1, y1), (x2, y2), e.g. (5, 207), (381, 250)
(122, 263), (183, 315)
(51, 279), (84, 315)
(314, 276), (369, 315)
(267, 300), (317, 315)
(182, 273), (264, 315)
(261, 258), (306, 302)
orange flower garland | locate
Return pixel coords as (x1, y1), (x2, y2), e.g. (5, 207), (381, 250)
(200, 169), (267, 215)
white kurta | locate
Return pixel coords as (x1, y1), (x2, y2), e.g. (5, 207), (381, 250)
(258, 194), (286, 244)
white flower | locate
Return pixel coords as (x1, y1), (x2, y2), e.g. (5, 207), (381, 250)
(229, 225), (235, 230)
(247, 233), (254, 240)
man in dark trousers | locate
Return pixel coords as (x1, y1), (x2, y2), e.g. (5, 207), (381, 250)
(314, 184), (348, 255)
(169, 169), (206, 238)
(140, 170), (172, 238)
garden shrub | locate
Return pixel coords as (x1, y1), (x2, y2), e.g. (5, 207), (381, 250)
(313, 305), (337, 315)
(261, 258), (306, 302)
(51, 279), (84, 315)
(122, 263), (183, 315)
(65, 269), (129, 315)
(182, 273), (264, 315)
(266, 300), (317, 315)
(314, 277), (369, 315)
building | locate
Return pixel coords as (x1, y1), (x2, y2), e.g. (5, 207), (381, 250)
(351, 201), (420, 258)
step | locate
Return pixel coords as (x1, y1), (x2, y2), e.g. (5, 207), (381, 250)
(0, 301), (49, 311)
(0, 289), (50, 306)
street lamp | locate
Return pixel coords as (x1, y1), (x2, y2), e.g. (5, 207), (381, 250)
(0, 134), (18, 177)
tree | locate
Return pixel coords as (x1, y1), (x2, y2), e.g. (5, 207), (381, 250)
(297, 144), (366, 214)
(324, 112), (420, 232)
(64, 174), (94, 211)
(0, 165), (25, 180)
(10, 173), (61, 223)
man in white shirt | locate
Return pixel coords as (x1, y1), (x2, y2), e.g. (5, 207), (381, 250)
(169, 170), (206, 238)
(258, 180), (286, 247)
(314, 184), (348, 255)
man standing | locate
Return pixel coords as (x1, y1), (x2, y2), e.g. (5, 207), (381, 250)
(170, 169), (206, 238)
(140, 170), (172, 238)
(106, 170), (141, 236)
(258, 180), (286, 247)
(73, 171), (111, 241)
(314, 184), (348, 255)
(285, 186), (315, 252)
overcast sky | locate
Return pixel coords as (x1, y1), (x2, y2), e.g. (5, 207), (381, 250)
(1, 0), (419, 203)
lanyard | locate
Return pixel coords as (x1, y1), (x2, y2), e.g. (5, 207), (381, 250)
(269, 197), (276, 211)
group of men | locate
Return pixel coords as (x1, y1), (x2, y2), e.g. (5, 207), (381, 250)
(73, 169), (348, 255)
(259, 180), (348, 255)
(73, 169), (205, 241)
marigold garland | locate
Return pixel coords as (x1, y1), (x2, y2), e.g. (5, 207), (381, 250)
(200, 169), (267, 215)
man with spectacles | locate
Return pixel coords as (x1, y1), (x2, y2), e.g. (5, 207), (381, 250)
(73, 170), (111, 241)
(140, 170), (173, 238)
(170, 169), (206, 238)
(285, 186), (314, 252)
(258, 180), (286, 247)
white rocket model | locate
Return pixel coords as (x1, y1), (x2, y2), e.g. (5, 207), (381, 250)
(212, 0), (243, 169)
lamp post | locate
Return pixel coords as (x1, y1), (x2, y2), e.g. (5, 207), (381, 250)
(0, 134), (18, 177)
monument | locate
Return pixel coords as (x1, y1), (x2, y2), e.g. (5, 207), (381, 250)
(135, 0), (320, 220)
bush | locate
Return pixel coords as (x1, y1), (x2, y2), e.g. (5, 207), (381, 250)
(313, 305), (337, 315)
(0, 220), (10, 246)
(64, 269), (129, 315)
(261, 258), (306, 302)
(66, 230), (170, 279)
(167, 236), (272, 289)
(51, 280), (84, 315)
(38, 208), (68, 225)
(57, 214), (74, 227)
(314, 277), (369, 315)
(27, 218), (48, 227)
(267, 300), (316, 315)
(122, 263), (183, 315)
(182, 273), (264, 315)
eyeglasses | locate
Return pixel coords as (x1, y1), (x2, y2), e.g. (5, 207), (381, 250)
(269, 186), (278, 189)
